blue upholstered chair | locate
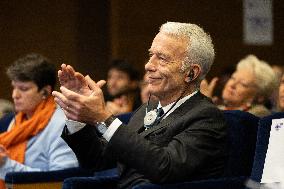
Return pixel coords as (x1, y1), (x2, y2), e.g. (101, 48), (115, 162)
(62, 168), (119, 189)
(246, 112), (284, 187)
(0, 112), (14, 133)
(61, 110), (260, 189)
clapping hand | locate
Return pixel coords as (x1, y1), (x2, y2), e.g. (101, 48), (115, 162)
(58, 64), (93, 96)
(52, 64), (112, 124)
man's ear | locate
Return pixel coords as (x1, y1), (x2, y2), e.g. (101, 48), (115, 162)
(184, 64), (201, 83)
(185, 70), (194, 83)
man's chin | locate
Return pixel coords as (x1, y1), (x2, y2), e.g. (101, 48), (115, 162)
(148, 87), (159, 95)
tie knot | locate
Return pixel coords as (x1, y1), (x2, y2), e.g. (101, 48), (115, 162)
(157, 108), (164, 117)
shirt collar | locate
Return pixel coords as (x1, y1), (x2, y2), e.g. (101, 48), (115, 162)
(157, 90), (198, 118)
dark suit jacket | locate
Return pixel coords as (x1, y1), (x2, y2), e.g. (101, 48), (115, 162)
(62, 92), (228, 189)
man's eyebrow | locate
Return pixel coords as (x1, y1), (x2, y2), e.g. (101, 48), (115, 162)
(148, 49), (154, 54)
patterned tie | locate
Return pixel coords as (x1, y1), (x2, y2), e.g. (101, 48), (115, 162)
(156, 108), (164, 121)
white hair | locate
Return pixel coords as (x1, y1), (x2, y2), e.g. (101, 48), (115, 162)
(237, 55), (278, 98)
(159, 22), (215, 81)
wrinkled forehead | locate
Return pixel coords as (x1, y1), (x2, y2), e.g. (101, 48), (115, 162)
(150, 32), (189, 57)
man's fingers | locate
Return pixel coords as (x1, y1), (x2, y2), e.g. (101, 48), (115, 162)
(85, 75), (106, 89)
(66, 65), (75, 76)
(53, 92), (77, 115)
(97, 80), (106, 88)
(59, 86), (83, 101)
(52, 89), (79, 110)
(59, 64), (71, 84)
(52, 91), (70, 109)
(85, 75), (97, 90)
(61, 64), (69, 77)
(61, 63), (67, 69)
(75, 72), (87, 86)
(67, 65), (75, 72)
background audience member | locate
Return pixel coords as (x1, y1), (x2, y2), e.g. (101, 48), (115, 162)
(202, 55), (278, 117)
(221, 55), (277, 117)
(0, 53), (78, 189)
(53, 21), (228, 188)
(272, 65), (284, 81)
(201, 67), (234, 106)
(0, 99), (14, 119)
(105, 59), (142, 115)
(270, 65), (284, 111)
(278, 73), (284, 111)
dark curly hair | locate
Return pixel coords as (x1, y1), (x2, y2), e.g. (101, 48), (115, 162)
(6, 53), (56, 91)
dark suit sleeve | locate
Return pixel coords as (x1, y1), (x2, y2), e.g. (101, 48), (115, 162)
(108, 107), (227, 183)
(61, 125), (117, 171)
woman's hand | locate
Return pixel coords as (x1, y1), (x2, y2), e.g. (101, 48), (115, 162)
(200, 77), (218, 98)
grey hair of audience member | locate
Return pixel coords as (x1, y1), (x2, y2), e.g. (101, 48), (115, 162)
(159, 22), (215, 83)
(237, 55), (278, 99)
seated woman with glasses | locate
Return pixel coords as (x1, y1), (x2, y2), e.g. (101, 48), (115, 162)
(0, 53), (78, 188)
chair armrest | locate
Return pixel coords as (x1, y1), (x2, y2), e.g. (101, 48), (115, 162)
(132, 176), (248, 189)
(94, 168), (118, 177)
(62, 174), (119, 189)
(5, 167), (94, 189)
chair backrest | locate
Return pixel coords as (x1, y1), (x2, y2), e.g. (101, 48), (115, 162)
(250, 112), (284, 182)
(222, 110), (260, 177)
(0, 112), (14, 133)
(116, 112), (133, 124)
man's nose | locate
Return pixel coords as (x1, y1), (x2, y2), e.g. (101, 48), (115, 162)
(145, 56), (157, 72)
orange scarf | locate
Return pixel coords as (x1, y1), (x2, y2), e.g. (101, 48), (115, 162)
(0, 96), (56, 189)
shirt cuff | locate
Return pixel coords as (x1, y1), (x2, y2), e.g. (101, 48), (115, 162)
(65, 119), (86, 134)
(102, 118), (122, 142)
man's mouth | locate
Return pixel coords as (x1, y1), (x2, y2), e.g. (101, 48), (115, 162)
(147, 77), (162, 84)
